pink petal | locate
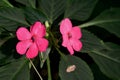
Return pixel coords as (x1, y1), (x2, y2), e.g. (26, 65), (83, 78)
(62, 34), (69, 47)
(71, 26), (82, 39)
(70, 39), (82, 51)
(16, 27), (32, 40)
(35, 38), (49, 52)
(26, 43), (38, 59)
(16, 40), (32, 55)
(67, 43), (74, 55)
(60, 18), (72, 34)
(30, 21), (46, 38)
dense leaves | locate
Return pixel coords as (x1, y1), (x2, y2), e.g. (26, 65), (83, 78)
(0, 0), (119, 80)
(64, 0), (98, 21)
(0, 0), (12, 7)
(39, 0), (66, 23)
(15, 0), (36, 8)
(0, 58), (30, 80)
(0, 7), (28, 31)
(80, 8), (120, 37)
(89, 43), (120, 79)
(24, 8), (47, 24)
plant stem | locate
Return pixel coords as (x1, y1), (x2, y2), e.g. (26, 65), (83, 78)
(29, 59), (43, 80)
(47, 57), (52, 80)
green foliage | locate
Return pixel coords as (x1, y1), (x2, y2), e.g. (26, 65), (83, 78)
(0, 7), (28, 31)
(93, 8), (120, 38)
(80, 8), (120, 37)
(90, 63), (112, 80)
(81, 30), (105, 53)
(39, 0), (66, 23)
(59, 55), (93, 80)
(24, 7), (47, 24)
(39, 48), (51, 68)
(0, 0), (119, 80)
(89, 43), (120, 79)
(15, 0), (36, 8)
(0, 58), (30, 80)
(0, 0), (12, 7)
(64, 0), (98, 21)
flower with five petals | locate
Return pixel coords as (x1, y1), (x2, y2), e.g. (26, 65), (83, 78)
(60, 18), (82, 55)
(16, 21), (49, 59)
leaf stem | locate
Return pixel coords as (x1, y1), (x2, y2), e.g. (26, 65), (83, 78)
(3, 0), (14, 7)
(47, 57), (52, 80)
(29, 59), (43, 80)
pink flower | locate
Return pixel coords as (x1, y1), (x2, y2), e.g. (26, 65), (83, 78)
(16, 21), (49, 59)
(60, 18), (82, 55)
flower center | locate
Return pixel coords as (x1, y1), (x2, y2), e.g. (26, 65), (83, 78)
(31, 35), (36, 42)
(31, 37), (35, 42)
(68, 32), (72, 39)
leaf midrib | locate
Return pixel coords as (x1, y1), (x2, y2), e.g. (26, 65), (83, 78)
(79, 19), (120, 28)
(0, 11), (29, 26)
(91, 50), (120, 64)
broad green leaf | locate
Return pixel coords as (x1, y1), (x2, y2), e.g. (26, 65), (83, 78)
(64, 0), (98, 21)
(0, 7), (29, 31)
(39, 0), (66, 23)
(24, 8), (47, 24)
(15, 0), (36, 8)
(59, 55), (93, 80)
(89, 43), (120, 80)
(81, 30), (106, 53)
(39, 48), (51, 68)
(0, 57), (30, 80)
(80, 8), (120, 37)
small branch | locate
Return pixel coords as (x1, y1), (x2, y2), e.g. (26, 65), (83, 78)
(29, 59), (43, 80)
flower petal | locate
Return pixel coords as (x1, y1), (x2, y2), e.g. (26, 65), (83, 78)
(60, 18), (72, 34)
(67, 43), (74, 55)
(30, 21), (46, 38)
(70, 39), (82, 51)
(71, 26), (82, 39)
(36, 38), (49, 52)
(16, 40), (32, 55)
(16, 27), (32, 40)
(62, 34), (69, 47)
(26, 43), (38, 59)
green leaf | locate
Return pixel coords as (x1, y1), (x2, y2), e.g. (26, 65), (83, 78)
(39, 0), (66, 23)
(59, 55), (93, 80)
(24, 8), (47, 24)
(39, 48), (51, 68)
(0, 0), (13, 7)
(0, 50), (5, 60)
(80, 8), (120, 37)
(81, 30), (105, 53)
(0, 7), (29, 31)
(0, 38), (19, 66)
(90, 63), (112, 80)
(0, 57), (30, 80)
(89, 43), (120, 80)
(15, 0), (36, 8)
(64, 0), (98, 21)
